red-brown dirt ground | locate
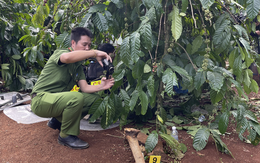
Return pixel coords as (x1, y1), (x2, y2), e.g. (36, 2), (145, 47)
(1, 90), (260, 163)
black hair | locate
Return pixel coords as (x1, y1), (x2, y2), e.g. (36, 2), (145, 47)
(71, 27), (93, 44)
(97, 43), (115, 54)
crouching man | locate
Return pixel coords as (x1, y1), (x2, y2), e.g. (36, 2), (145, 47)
(30, 27), (114, 149)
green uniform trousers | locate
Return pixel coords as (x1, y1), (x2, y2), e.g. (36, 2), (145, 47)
(31, 91), (99, 136)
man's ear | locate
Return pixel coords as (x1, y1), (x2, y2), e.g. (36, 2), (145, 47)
(71, 40), (76, 47)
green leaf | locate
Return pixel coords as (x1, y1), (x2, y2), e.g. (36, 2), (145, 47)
(54, 9), (64, 22)
(88, 4), (106, 13)
(249, 121), (260, 135)
(172, 116), (183, 124)
(162, 68), (178, 96)
(182, 0), (189, 12)
(139, 90), (148, 115)
(163, 55), (192, 82)
(180, 143), (187, 153)
(18, 75), (25, 85)
(144, 6), (156, 23)
(171, 6), (182, 41)
(130, 32), (140, 63)
(233, 55), (243, 78)
(162, 54), (176, 67)
(165, 122), (175, 127)
(207, 71), (224, 92)
(140, 23), (152, 50)
(238, 118), (248, 141)
(245, 110), (258, 123)
(228, 48), (239, 69)
(199, 0), (215, 9)
(239, 37), (250, 52)
(93, 12), (108, 32)
(219, 111), (229, 134)
(1, 63), (9, 70)
(120, 36), (132, 67)
(193, 127), (210, 151)
(251, 133), (260, 146)
(250, 79), (259, 94)
(215, 30), (231, 54)
(120, 89), (130, 113)
(29, 46), (37, 63)
(211, 130), (234, 158)
(129, 91), (139, 111)
(234, 25), (249, 41)
(12, 55), (21, 60)
(89, 97), (108, 122)
(159, 133), (180, 155)
(147, 75), (154, 97)
(243, 69), (251, 87)
(55, 32), (69, 48)
(179, 12), (186, 17)
(79, 13), (92, 27)
(113, 69), (125, 82)
(144, 64), (151, 73)
(246, 0), (260, 20)
(194, 71), (206, 89)
(191, 36), (203, 54)
(145, 133), (158, 153)
(111, 0), (124, 8)
(160, 107), (167, 124)
(210, 89), (224, 104)
(213, 19), (230, 45)
(32, 4), (49, 26)
(132, 60), (145, 79)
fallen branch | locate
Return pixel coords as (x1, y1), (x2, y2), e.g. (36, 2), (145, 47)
(124, 128), (145, 163)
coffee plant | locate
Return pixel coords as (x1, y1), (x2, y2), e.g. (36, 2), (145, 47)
(1, 0), (260, 158)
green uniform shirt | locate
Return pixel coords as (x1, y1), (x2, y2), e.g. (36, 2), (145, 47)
(31, 49), (85, 94)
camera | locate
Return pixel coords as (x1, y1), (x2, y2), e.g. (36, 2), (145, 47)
(102, 59), (114, 79)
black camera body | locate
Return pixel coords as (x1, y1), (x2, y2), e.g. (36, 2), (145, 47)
(102, 59), (114, 79)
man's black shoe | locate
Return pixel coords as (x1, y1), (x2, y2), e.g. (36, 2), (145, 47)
(58, 135), (89, 149)
(47, 117), (61, 131)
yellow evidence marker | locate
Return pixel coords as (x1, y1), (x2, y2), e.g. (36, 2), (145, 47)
(70, 80), (101, 92)
(149, 155), (161, 163)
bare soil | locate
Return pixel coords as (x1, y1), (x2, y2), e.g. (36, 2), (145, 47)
(1, 90), (260, 163)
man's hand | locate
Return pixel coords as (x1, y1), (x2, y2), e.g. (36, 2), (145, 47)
(95, 50), (112, 67)
(256, 30), (260, 36)
(99, 77), (114, 90)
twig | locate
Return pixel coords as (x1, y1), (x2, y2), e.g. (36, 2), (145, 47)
(217, 0), (239, 24)
(163, 0), (169, 56)
(148, 50), (153, 63)
(189, 0), (197, 28)
(175, 42), (197, 71)
(155, 13), (164, 61)
(106, 134), (124, 139)
(116, 130), (125, 136)
(194, 2), (209, 47)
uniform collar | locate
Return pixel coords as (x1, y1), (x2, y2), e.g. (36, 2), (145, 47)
(68, 47), (74, 52)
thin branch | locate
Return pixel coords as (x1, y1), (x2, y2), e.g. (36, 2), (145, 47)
(44, 2), (63, 30)
(148, 50), (153, 63)
(194, 2), (209, 47)
(106, 134), (124, 139)
(175, 42), (197, 71)
(189, 0), (197, 28)
(217, 0), (239, 24)
(163, 0), (169, 56)
(155, 13), (164, 61)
